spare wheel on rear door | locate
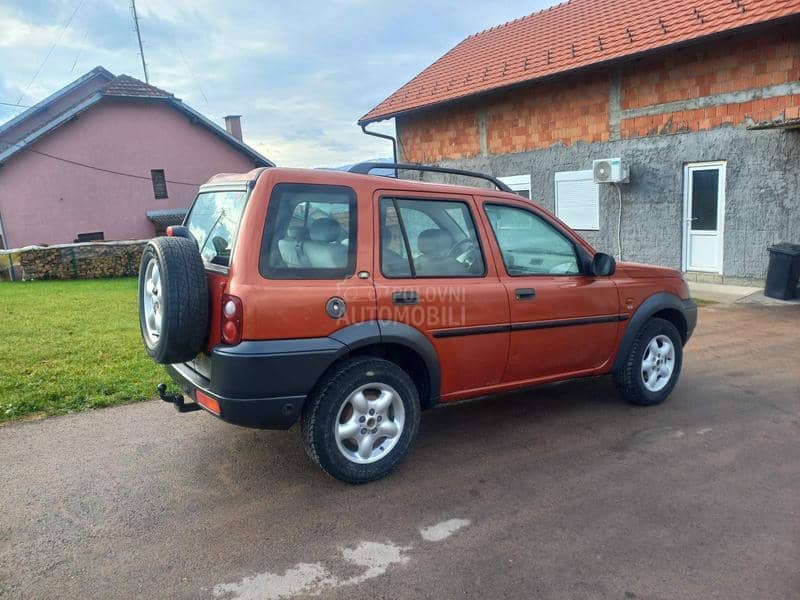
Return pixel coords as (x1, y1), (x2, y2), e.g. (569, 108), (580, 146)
(138, 236), (209, 364)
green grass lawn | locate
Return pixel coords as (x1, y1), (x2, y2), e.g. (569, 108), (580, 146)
(0, 278), (163, 423)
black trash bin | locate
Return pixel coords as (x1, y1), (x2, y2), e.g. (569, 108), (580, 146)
(764, 242), (800, 300)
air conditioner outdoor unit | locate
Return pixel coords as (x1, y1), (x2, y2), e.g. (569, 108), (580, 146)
(592, 158), (629, 184)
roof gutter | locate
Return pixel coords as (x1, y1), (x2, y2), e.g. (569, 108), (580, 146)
(360, 123), (398, 178)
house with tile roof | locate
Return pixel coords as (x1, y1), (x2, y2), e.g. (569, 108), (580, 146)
(0, 66), (273, 248)
(361, 0), (800, 283)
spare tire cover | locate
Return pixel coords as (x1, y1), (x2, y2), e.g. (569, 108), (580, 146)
(138, 236), (209, 364)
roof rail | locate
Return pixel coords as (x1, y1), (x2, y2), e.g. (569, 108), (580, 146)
(348, 162), (513, 193)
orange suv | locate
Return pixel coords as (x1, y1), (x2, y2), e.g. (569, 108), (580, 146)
(138, 163), (697, 483)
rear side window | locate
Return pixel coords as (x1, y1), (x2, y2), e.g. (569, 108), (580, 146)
(260, 183), (356, 279)
(380, 198), (485, 278)
(185, 190), (248, 267)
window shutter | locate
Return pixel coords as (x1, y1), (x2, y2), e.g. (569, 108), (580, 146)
(554, 170), (599, 230)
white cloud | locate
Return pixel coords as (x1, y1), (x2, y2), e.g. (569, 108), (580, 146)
(1, 0), (557, 166)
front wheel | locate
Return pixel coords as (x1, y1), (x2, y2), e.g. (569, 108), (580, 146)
(301, 357), (421, 484)
(614, 317), (683, 406)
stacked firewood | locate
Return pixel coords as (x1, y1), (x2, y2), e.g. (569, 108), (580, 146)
(15, 241), (148, 280)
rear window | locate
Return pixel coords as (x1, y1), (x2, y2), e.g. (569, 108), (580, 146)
(185, 190), (248, 267)
(260, 183), (356, 279)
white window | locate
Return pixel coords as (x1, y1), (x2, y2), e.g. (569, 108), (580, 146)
(499, 174), (532, 200)
(554, 170), (599, 230)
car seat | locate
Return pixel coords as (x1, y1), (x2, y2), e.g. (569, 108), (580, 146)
(305, 218), (348, 269)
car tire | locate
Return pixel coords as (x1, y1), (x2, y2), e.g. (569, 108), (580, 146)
(614, 317), (683, 406)
(138, 236), (208, 365)
(301, 357), (421, 484)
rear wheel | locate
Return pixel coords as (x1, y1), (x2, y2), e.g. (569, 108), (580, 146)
(302, 357), (421, 484)
(138, 237), (208, 364)
(614, 317), (683, 406)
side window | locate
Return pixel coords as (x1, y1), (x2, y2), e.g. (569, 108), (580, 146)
(380, 198), (485, 278)
(151, 169), (168, 199)
(185, 190), (248, 267)
(260, 183), (356, 279)
(484, 203), (580, 276)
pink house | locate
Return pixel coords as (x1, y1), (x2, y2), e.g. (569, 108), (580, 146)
(0, 67), (273, 249)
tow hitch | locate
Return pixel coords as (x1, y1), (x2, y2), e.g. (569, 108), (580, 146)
(157, 383), (202, 413)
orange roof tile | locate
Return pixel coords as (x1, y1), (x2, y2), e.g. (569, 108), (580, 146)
(360, 0), (800, 123)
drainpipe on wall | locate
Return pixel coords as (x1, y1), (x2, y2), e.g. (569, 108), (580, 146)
(360, 123), (398, 178)
(0, 211), (13, 281)
(0, 210), (7, 250)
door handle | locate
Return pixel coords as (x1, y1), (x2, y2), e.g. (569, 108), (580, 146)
(392, 291), (419, 305)
(515, 288), (536, 301)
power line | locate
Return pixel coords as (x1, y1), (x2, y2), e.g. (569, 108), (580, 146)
(70, 24), (91, 73)
(16, 0), (85, 104)
(0, 101), (32, 108)
(0, 140), (201, 186)
(176, 46), (208, 106)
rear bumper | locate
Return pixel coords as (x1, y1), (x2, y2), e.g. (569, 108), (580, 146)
(164, 337), (347, 429)
(683, 298), (698, 341)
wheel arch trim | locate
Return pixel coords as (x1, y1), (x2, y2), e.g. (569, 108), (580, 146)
(329, 320), (441, 406)
(612, 292), (689, 374)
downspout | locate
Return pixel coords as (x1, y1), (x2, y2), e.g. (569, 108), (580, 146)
(0, 211), (13, 281)
(360, 123), (398, 178)
(0, 210), (7, 250)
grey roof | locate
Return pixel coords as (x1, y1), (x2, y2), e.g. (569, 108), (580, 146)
(0, 67), (113, 140)
(0, 67), (273, 168)
(146, 208), (188, 228)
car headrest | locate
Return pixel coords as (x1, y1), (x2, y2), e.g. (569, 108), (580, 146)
(309, 218), (342, 243)
(286, 226), (309, 241)
(417, 229), (453, 257)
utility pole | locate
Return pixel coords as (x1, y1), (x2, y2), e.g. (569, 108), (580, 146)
(130, 0), (149, 84)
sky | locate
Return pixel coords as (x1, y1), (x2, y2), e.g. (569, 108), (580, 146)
(0, 0), (558, 167)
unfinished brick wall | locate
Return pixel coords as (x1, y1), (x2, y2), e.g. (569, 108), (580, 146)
(397, 103), (481, 163)
(486, 73), (609, 154)
(620, 23), (800, 138)
(397, 73), (609, 163)
(396, 22), (800, 161)
(621, 24), (800, 110)
(620, 95), (800, 138)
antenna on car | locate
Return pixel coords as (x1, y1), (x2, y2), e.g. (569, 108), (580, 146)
(349, 162), (513, 193)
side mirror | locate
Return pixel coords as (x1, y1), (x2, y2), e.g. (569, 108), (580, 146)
(590, 252), (616, 277)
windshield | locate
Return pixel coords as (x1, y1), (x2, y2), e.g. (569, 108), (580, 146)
(185, 190), (248, 267)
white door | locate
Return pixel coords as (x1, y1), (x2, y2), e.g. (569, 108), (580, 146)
(683, 162), (726, 273)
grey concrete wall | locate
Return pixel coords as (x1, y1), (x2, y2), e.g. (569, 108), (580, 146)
(431, 126), (800, 280)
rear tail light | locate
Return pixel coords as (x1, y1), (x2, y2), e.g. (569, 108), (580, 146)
(221, 294), (243, 345)
(166, 225), (193, 240)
